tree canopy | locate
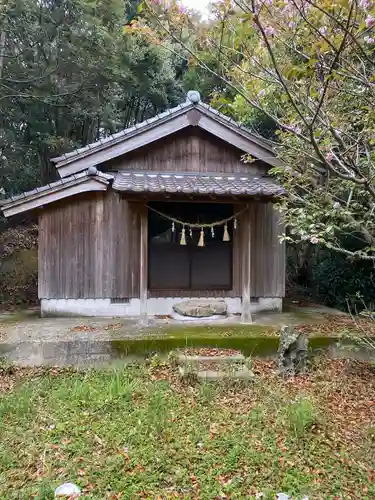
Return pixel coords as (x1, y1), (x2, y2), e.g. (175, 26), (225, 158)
(0, 0), (185, 197)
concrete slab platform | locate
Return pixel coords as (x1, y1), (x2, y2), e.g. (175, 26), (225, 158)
(0, 305), (342, 344)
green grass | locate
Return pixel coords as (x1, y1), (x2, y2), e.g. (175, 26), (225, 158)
(0, 362), (374, 499)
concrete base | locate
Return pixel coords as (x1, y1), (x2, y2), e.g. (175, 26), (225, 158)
(40, 297), (283, 318)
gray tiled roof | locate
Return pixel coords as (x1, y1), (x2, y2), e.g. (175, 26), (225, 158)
(51, 102), (193, 164)
(1, 171), (112, 205)
(51, 98), (275, 167)
(113, 171), (285, 197)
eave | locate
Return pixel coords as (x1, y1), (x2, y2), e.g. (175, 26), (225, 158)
(1, 172), (112, 217)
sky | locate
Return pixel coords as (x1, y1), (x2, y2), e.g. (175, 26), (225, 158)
(182, 0), (211, 12)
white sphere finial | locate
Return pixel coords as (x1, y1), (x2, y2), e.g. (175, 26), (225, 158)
(187, 90), (201, 104)
(87, 165), (98, 176)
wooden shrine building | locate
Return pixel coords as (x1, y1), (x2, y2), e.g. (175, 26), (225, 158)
(1, 91), (286, 322)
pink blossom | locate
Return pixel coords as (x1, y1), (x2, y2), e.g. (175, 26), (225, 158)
(319, 26), (328, 36)
(365, 15), (375, 28)
(264, 26), (276, 36)
(325, 151), (334, 162)
(176, 1), (187, 13)
(288, 21), (297, 29)
(359, 0), (373, 10)
(364, 35), (375, 44)
(289, 124), (301, 134)
(282, 4), (294, 17)
(258, 89), (266, 97)
(310, 236), (319, 244)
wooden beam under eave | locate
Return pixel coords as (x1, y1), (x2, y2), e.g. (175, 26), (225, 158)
(241, 205), (252, 323)
(117, 193), (254, 204)
(139, 204), (148, 326)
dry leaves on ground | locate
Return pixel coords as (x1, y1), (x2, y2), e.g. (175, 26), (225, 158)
(180, 348), (243, 357)
(104, 323), (122, 330)
(70, 325), (98, 332)
(297, 314), (375, 337)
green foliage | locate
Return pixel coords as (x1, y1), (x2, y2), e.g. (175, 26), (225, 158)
(287, 242), (375, 311)
(312, 250), (375, 311)
(0, 0), (184, 197)
(285, 395), (319, 439)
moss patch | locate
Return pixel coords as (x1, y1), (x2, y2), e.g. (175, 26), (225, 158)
(0, 309), (40, 325)
(148, 324), (277, 338)
(112, 335), (341, 358)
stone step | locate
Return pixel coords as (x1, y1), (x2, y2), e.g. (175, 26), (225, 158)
(179, 365), (254, 381)
(177, 354), (245, 364)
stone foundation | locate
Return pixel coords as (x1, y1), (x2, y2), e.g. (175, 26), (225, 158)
(40, 297), (283, 317)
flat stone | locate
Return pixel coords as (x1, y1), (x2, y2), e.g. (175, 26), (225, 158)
(179, 365), (254, 381)
(178, 354), (245, 363)
(172, 299), (227, 318)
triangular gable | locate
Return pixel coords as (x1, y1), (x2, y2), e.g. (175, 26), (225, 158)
(52, 94), (282, 178)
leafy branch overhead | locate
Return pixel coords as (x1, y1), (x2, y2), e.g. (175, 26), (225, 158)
(134, 0), (375, 261)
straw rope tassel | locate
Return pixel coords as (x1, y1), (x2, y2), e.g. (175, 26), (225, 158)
(180, 227), (186, 245)
(198, 228), (205, 247)
(223, 223), (230, 241)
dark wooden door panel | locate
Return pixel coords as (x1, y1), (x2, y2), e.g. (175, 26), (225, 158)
(191, 244), (232, 289)
(148, 245), (190, 289)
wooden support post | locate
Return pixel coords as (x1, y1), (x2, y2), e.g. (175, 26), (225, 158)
(241, 206), (252, 323)
(139, 204), (148, 326)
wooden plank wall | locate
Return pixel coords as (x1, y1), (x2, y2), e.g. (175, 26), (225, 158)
(38, 190), (141, 299)
(233, 202), (285, 298)
(39, 195), (284, 300)
(107, 129), (268, 175)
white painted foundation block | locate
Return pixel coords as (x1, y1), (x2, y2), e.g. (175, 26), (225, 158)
(41, 297), (282, 317)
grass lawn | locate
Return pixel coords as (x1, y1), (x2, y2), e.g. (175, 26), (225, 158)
(0, 358), (374, 499)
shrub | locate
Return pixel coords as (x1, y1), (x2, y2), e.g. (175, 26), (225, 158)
(286, 242), (375, 312)
(0, 225), (38, 306)
(312, 252), (375, 311)
(286, 396), (319, 439)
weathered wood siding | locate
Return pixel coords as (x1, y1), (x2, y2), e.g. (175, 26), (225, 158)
(106, 129), (268, 175)
(233, 202), (285, 297)
(39, 195), (284, 300)
(38, 190), (141, 299)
